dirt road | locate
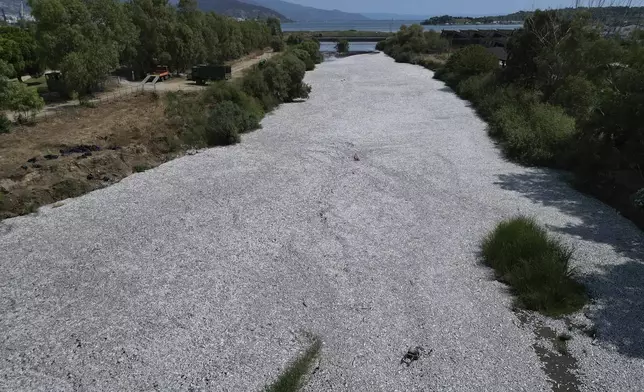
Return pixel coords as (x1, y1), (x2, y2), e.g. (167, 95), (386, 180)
(7, 51), (275, 120)
(1, 54), (643, 391)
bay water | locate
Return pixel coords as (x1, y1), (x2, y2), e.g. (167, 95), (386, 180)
(283, 20), (522, 52)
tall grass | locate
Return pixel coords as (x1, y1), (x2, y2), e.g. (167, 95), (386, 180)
(265, 337), (322, 392)
(482, 216), (587, 316)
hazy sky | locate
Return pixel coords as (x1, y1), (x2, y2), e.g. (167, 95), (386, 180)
(287, 0), (582, 15)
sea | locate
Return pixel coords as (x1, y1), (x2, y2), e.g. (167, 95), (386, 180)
(282, 20), (522, 52)
(281, 20), (522, 33)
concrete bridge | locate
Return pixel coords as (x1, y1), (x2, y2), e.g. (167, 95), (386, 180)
(315, 36), (389, 42)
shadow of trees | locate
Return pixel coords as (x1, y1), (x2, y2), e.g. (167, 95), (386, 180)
(495, 170), (644, 359)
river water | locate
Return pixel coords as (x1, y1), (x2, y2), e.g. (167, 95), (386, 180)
(282, 20), (522, 33)
(284, 20), (522, 52)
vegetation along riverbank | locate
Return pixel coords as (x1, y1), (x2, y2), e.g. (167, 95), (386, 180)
(0, 0), (322, 219)
(378, 11), (644, 233)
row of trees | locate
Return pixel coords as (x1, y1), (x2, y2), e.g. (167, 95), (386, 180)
(380, 12), (644, 228)
(1, 0), (281, 97)
(375, 24), (448, 63)
(422, 6), (644, 27)
(166, 39), (321, 147)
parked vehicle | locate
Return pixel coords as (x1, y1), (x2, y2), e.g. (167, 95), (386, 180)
(152, 66), (170, 81)
(45, 71), (66, 95)
(189, 64), (232, 85)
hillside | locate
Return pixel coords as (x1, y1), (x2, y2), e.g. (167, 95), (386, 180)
(196, 0), (289, 21)
(1, 0), (290, 21)
(421, 7), (644, 26)
(240, 0), (368, 21)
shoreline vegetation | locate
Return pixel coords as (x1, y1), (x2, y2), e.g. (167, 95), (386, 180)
(377, 13), (644, 233)
(0, 5), (322, 219)
(422, 6), (644, 27)
(285, 30), (393, 38)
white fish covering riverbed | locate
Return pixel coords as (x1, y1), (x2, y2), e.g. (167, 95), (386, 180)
(1, 53), (643, 391)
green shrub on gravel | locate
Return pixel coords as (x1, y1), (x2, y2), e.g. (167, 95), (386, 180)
(203, 82), (264, 127)
(482, 216), (587, 316)
(491, 102), (576, 165)
(167, 50), (315, 147)
(264, 337), (322, 392)
(0, 113), (11, 134)
(294, 40), (323, 64)
(271, 36), (285, 52)
(456, 72), (497, 103)
(241, 67), (280, 112)
(205, 101), (244, 146)
(290, 48), (315, 71)
(443, 45), (499, 79)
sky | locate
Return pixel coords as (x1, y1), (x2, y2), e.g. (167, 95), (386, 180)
(286, 0), (585, 16)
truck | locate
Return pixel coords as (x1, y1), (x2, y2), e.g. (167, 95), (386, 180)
(153, 66), (170, 81)
(189, 65), (232, 85)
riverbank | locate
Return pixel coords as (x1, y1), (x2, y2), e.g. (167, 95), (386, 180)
(1, 53), (642, 391)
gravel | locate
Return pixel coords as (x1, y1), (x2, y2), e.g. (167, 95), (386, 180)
(1, 53), (643, 391)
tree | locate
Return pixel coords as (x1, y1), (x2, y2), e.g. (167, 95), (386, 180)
(0, 26), (41, 80)
(335, 39), (350, 53)
(267, 17), (282, 37)
(444, 45), (499, 77)
(0, 60), (13, 132)
(5, 81), (45, 123)
(0, 37), (21, 78)
(128, 0), (177, 76)
(29, 0), (131, 95)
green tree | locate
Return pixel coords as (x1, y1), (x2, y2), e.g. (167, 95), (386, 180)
(0, 26), (41, 80)
(444, 45), (499, 78)
(5, 81), (45, 123)
(267, 17), (282, 37)
(29, 0), (131, 95)
(335, 39), (350, 53)
(128, 0), (177, 76)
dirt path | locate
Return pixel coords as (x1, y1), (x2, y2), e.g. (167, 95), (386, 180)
(5, 50), (276, 121)
(1, 54), (643, 391)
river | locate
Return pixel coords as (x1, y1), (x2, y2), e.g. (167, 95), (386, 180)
(282, 19), (522, 33)
(285, 20), (522, 52)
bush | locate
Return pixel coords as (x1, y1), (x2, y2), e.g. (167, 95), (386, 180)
(634, 188), (644, 208)
(444, 45), (499, 79)
(295, 40), (323, 64)
(481, 216), (587, 316)
(394, 51), (415, 64)
(290, 48), (315, 71)
(335, 39), (350, 53)
(270, 36), (285, 52)
(492, 102), (576, 165)
(416, 57), (444, 71)
(205, 101), (244, 146)
(456, 72), (497, 103)
(167, 50), (318, 148)
(286, 33), (306, 46)
(203, 81), (264, 127)
(549, 75), (598, 123)
(0, 113), (11, 134)
(165, 91), (208, 147)
(278, 53), (310, 102)
(241, 67), (279, 111)
(6, 81), (44, 123)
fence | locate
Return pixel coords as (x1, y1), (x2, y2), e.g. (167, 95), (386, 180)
(33, 78), (197, 122)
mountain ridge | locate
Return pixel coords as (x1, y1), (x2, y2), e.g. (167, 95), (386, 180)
(240, 0), (369, 21)
(193, 0), (291, 21)
(1, 0), (291, 21)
